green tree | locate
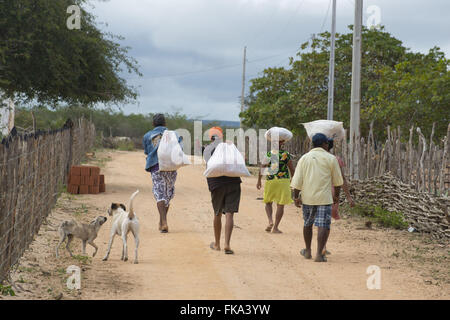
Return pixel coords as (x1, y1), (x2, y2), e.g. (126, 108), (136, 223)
(241, 26), (448, 140)
(367, 48), (449, 141)
(0, 0), (141, 106)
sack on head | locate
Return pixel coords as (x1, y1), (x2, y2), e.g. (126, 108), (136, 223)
(264, 127), (293, 142)
(203, 142), (251, 178)
(157, 130), (191, 171)
(302, 120), (345, 141)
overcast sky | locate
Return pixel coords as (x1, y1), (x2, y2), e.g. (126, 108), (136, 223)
(89, 0), (450, 121)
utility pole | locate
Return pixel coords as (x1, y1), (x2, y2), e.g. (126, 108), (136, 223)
(327, 0), (337, 120)
(240, 46), (247, 128)
(349, 0), (363, 180)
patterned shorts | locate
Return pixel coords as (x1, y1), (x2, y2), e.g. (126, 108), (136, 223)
(302, 204), (332, 229)
(151, 170), (177, 207)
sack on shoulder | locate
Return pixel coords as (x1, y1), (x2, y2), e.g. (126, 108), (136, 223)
(203, 142), (251, 178)
(157, 130), (191, 171)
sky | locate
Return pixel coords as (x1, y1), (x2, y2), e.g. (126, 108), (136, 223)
(88, 0), (450, 121)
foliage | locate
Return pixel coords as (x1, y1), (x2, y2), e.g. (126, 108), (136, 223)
(241, 26), (449, 142)
(116, 140), (135, 151)
(0, 0), (141, 106)
(345, 203), (408, 230)
(0, 283), (15, 296)
(14, 105), (195, 139)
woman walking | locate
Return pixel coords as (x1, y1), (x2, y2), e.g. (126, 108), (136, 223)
(257, 140), (295, 233)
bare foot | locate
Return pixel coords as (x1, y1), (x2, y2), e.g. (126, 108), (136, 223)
(271, 228), (282, 234)
(210, 242), (220, 251)
(265, 223), (274, 232)
(160, 224), (168, 233)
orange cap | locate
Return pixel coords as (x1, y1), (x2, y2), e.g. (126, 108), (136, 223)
(209, 126), (223, 140)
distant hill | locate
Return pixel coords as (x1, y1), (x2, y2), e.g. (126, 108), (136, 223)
(194, 119), (241, 128)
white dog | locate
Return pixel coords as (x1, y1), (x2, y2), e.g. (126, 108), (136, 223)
(102, 190), (140, 264)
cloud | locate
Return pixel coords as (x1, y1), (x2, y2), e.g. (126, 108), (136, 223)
(89, 0), (450, 121)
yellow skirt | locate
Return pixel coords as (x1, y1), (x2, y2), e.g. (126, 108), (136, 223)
(263, 178), (293, 205)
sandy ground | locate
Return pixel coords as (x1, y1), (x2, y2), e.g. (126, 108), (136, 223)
(2, 150), (449, 300)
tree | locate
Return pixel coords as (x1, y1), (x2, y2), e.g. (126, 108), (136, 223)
(0, 0), (141, 129)
(240, 26), (448, 141)
(367, 48), (449, 141)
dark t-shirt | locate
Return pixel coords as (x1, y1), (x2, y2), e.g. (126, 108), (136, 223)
(203, 140), (241, 192)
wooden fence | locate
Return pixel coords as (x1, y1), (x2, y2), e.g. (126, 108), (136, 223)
(284, 123), (450, 196)
(0, 118), (95, 282)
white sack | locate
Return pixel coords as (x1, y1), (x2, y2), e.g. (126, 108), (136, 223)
(264, 127), (293, 142)
(302, 120), (345, 140)
(158, 130), (191, 171)
(203, 142), (251, 178)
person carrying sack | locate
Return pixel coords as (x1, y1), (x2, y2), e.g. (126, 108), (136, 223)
(203, 127), (242, 255)
(143, 113), (182, 233)
(291, 133), (344, 262)
(257, 128), (295, 234)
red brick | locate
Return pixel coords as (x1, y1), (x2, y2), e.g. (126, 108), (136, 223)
(80, 166), (90, 176)
(89, 185), (100, 194)
(70, 166), (81, 176)
(99, 175), (105, 185)
(99, 184), (105, 193)
(90, 167), (100, 177)
(70, 175), (81, 186)
(80, 176), (89, 185)
(68, 184), (79, 194)
(79, 185), (89, 194)
(93, 176), (99, 186)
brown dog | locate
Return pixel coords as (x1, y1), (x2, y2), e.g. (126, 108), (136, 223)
(56, 216), (107, 258)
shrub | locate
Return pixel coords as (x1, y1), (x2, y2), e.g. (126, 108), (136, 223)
(345, 204), (408, 230)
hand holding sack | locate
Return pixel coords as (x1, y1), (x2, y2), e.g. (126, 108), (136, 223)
(264, 127), (293, 142)
(203, 142), (251, 178)
(302, 120), (345, 141)
(157, 130), (191, 171)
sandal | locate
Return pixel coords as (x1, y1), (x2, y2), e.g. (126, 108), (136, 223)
(300, 248), (312, 259)
(210, 242), (220, 251)
(224, 249), (234, 255)
(314, 254), (328, 262)
(265, 224), (274, 232)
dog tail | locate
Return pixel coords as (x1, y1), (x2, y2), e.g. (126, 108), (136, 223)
(128, 190), (139, 220)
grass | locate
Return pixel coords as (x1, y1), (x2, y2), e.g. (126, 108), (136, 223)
(71, 255), (91, 265)
(73, 204), (89, 217)
(116, 140), (135, 151)
(343, 203), (409, 230)
(0, 283), (15, 296)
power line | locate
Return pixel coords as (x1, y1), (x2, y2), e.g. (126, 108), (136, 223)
(319, 0), (333, 33)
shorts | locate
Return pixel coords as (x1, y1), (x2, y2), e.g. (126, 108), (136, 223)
(151, 170), (177, 207)
(302, 204), (332, 230)
(211, 183), (241, 215)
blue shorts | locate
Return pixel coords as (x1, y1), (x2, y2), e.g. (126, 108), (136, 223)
(302, 204), (332, 229)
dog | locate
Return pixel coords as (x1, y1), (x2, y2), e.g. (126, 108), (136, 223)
(56, 216), (107, 258)
(102, 190), (140, 264)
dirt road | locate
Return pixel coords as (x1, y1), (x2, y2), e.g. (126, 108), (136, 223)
(61, 150), (446, 300)
(5, 150), (448, 300)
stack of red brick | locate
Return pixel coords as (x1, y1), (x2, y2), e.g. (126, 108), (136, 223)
(68, 165), (106, 194)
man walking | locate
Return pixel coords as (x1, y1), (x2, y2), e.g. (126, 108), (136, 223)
(203, 127), (241, 255)
(143, 114), (180, 233)
(291, 133), (343, 262)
